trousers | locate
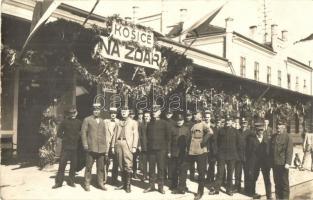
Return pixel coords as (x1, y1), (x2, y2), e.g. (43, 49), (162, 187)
(273, 165), (290, 200)
(85, 151), (105, 186)
(116, 139), (133, 173)
(55, 149), (77, 185)
(148, 150), (166, 186)
(213, 159), (236, 191)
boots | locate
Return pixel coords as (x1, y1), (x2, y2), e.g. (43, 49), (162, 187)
(143, 182), (156, 193)
(158, 183), (165, 194)
(126, 172), (131, 193)
(194, 184), (204, 200)
(115, 171), (126, 190)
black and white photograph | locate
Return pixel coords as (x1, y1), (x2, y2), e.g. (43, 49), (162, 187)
(1, 0), (313, 199)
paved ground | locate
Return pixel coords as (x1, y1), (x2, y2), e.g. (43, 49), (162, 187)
(1, 145), (313, 200)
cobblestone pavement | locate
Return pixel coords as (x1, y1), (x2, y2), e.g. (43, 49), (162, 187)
(1, 145), (313, 200)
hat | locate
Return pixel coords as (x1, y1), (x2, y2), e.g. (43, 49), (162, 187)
(165, 108), (173, 114)
(193, 109), (202, 115)
(241, 117), (248, 123)
(204, 109), (212, 115)
(129, 109), (135, 115)
(93, 103), (101, 110)
(109, 107), (117, 113)
(137, 109), (144, 115)
(152, 104), (161, 112)
(225, 114), (233, 120)
(120, 106), (129, 111)
(254, 118), (265, 127)
(67, 107), (77, 115)
(176, 114), (184, 121)
(185, 110), (192, 116)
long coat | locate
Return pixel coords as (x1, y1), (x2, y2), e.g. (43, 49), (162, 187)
(57, 118), (82, 150)
(216, 126), (239, 161)
(112, 118), (139, 152)
(246, 131), (271, 169)
(81, 115), (109, 154)
(146, 119), (171, 151)
(270, 132), (293, 166)
(170, 125), (189, 157)
(138, 121), (148, 152)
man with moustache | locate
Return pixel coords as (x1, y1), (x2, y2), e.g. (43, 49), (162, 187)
(103, 107), (119, 185)
(270, 118), (293, 200)
(112, 106), (139, 193)
(138, 111), (151, 181)
(144, 105), (171, 194)
(209, 115), (238, 196)
(82, 103), (109, 191)
(246, 118), (272, 199)
(52, 108), (82, 189)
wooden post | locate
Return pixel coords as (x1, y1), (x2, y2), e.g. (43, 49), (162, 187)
(12, 69), (19, 155)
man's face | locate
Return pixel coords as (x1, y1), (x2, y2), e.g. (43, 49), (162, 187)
(177, 120), (184, 127)
(226, 119), (232, 127)
(166, 113), (173, 119)
(277, 124), (285, 134)
(193, 113), (202, 121)
(121, 110), (129, 118)
(256, 127), (264, 135)
(138, 114), (143, 120)
(204, 114), (211, 124)
(93, 109), (100, 117)
(152, 110), (161, 118)
(110, 113), (116, 119)
(144, 113), (151, 122)
(186, 115), (192, 121)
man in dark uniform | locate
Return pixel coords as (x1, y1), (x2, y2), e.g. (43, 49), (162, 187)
(270, 118), (293, 200)
(234, 117), (250, 193)
(144, 105), (171, 194)
(209, 115), (238, 196)
(169, 114), (189, 192)
(138, 111), (150, 181)
(53, 108), (82, 189)
(184, 110), (196, 181)
(82, 103), (110, 191)
(104, 107), (119, 185)
(164, 108), (175, 180)
(246, 118), (272, 199)
(180, 110), (213, 200)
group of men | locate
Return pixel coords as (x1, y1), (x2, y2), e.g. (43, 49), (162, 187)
(52, 103), (294, 200)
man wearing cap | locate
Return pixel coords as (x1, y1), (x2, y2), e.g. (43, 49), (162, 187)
(103, 107), (119, 185)
(182, 110), (213, 200)
(209, 115), (238, 196)
(184, 110), (196, 181)
(112, 106), (138, 193)
(138, 111), (151, 181)
(234, 117), (251, 193)
(204, 111), (218, 185)
(164, 108), (175, 180)
(246, 118), (272, 199)
(144, 105), (171, 194)
(53, 108), (82, 189)
(270, 118), (293, 200)
(81, 103), (109, 191)
(169, 114), (189, 193)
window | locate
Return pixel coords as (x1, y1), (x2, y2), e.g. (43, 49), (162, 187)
(254, 62), (259, 81)
(277, 70), (282, 86)
(304, 79), (307, 91)
(296, 76), (299, 91)
(287, 74), (291, 89)
(240, 57), (246, 77)
(267, 66), (271, 84)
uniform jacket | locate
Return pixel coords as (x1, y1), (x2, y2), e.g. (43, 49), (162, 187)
(264, 127), (273, 139)
(138, 121), (148, 152)
(246, 131), (271, 168)
(208, 126), (218, 156)
(170, 125), (189, 157)
(112, 117), (139, 152)
(184, 120), (194, 130)
(237, 128), (251, 161)
(81, 115), (109, 153)
(270, 132), (293, 166)
(303, 133), (313, 152)
(57, 118), (82, 150)
(146, 119), (171, 151)
(187, 121), (212, 155)
(216, 126), (239, 161)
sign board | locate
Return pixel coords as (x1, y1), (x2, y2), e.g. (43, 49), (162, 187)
(111, 21), (154, 49)
(98, 36), (161, 69)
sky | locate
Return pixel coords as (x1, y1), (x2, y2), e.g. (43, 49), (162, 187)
(63, 0), (313, 64)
